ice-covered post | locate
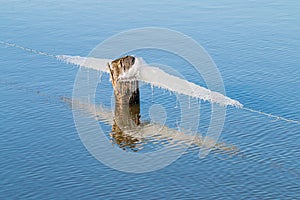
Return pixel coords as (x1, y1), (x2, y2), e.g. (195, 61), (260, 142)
(108, 56), (140, 134)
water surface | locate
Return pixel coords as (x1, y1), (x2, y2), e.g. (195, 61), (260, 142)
(0, 0), (299, 199)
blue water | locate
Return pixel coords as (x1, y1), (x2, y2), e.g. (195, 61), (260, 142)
(1, 0), (300, 199)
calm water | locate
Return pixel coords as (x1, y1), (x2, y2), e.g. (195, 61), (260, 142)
(1, 0), (300, 199)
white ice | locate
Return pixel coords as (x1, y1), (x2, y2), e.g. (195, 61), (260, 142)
(58, 55), (243, 108)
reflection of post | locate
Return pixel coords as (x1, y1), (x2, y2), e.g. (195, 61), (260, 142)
(108, 56), (141, 151)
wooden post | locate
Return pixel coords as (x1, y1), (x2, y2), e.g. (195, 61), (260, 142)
(108, 56), (141, 151)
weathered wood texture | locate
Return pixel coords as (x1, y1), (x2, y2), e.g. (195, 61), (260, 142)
(108, 56), (141, 150)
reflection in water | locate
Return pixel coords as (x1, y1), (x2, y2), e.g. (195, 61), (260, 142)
(63, 97), (239, 156)
(110, 121), (143, 152)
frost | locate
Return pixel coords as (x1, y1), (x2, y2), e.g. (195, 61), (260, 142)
(58, 55), (243, 108)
